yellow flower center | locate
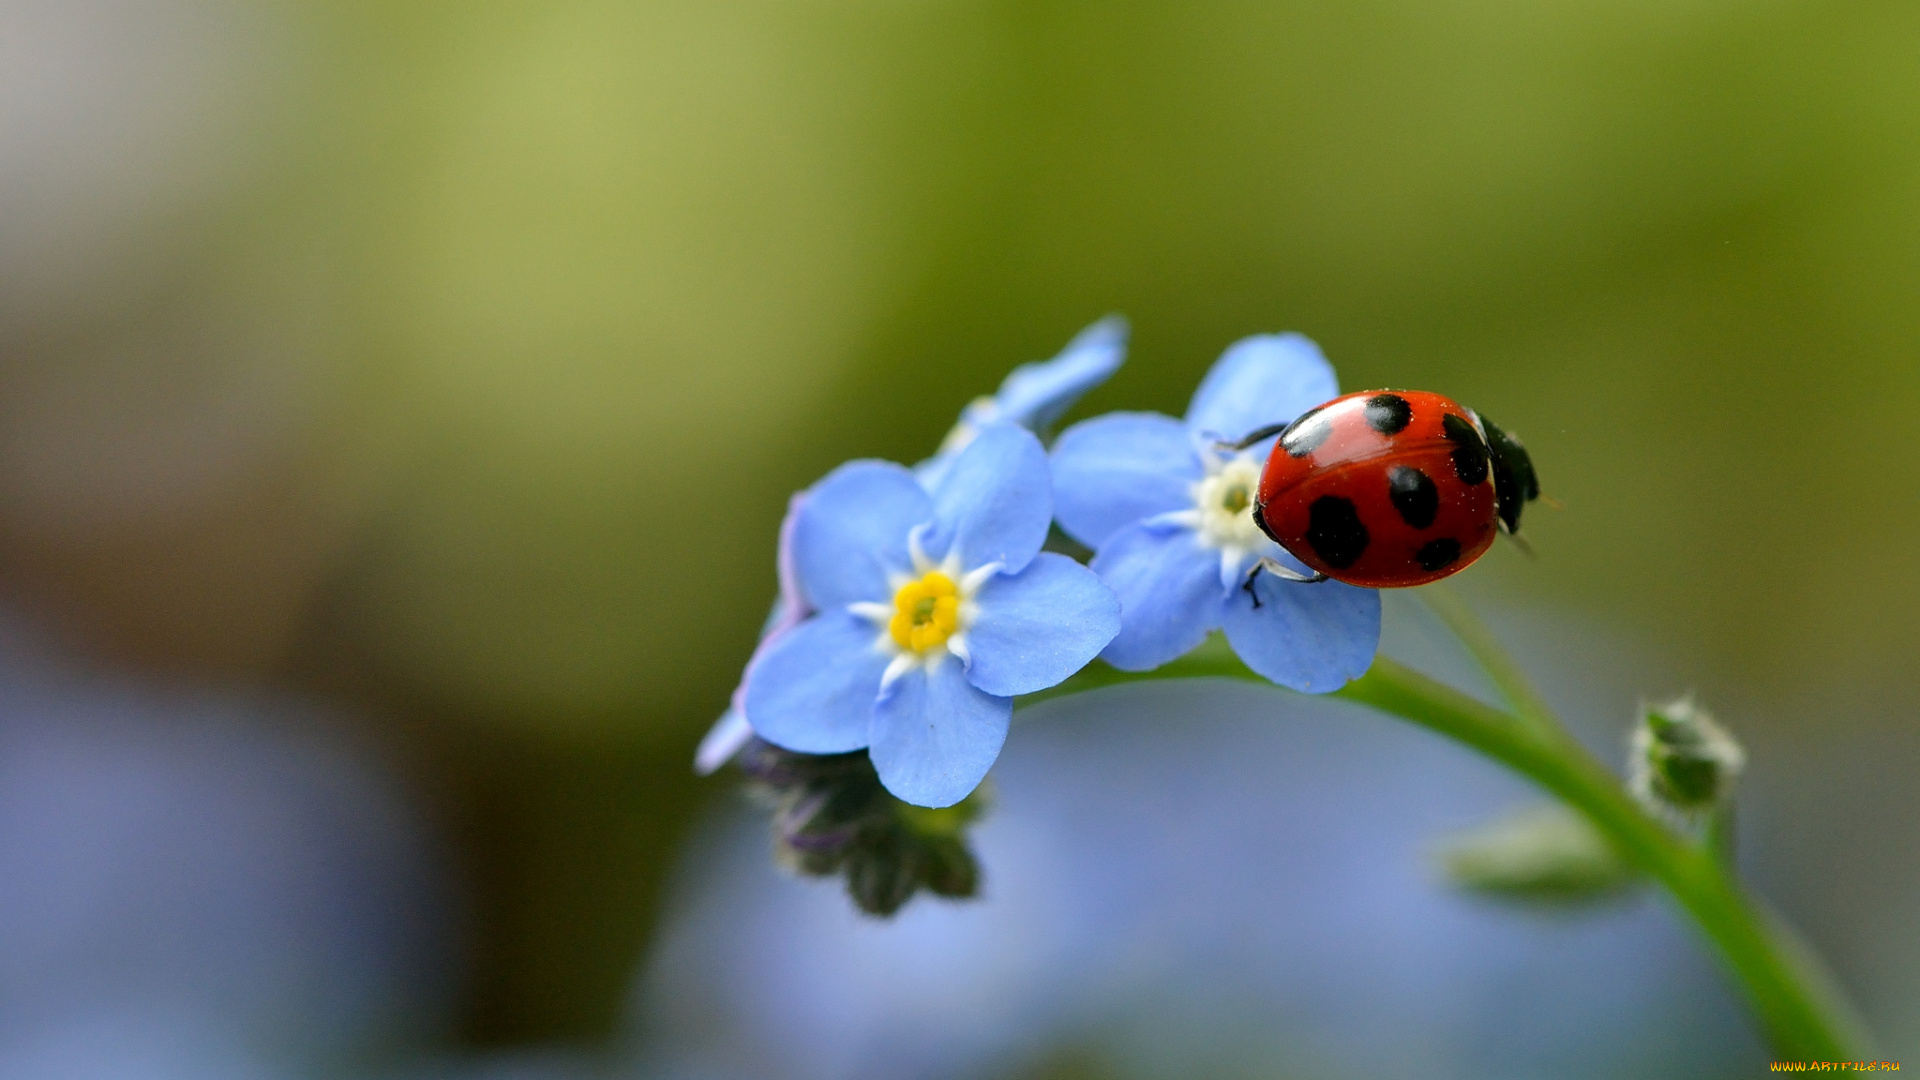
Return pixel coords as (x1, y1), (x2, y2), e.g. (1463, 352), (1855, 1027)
(1219, 481), (1251, 515)
(889, 571), (961, 653)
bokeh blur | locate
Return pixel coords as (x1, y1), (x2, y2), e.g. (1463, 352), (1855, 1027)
(3, 0), (1919, 1074)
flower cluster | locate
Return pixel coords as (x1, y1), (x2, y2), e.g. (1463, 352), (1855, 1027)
(701, 318), (1384, 907)
(671, 317), (1853, 1063)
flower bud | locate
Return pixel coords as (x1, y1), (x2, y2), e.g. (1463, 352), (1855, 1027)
(734, 738), (987, 916)
(1629, 695), (1745, 821)
(1435, 803), (1638, 904)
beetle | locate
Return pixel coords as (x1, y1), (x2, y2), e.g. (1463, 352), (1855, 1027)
(1219, 390), (1541, 590)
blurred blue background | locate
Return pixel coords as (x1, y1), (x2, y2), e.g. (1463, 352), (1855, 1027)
(1, 0), (1917, 1075)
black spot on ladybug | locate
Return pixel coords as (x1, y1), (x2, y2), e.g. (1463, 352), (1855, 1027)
(1365, 394), (1413, 435)
(1281, 406), (1331, 458)
(1442, 414), (1489, 486)
(1416, 537), (1461, 573)
(1387, 465), (1439, 529)
(1306, 496), (1369, 569)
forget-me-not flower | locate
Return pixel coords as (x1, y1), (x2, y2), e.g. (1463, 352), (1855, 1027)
(914, 316), (1128, 490)
(744, 424), (1120, 807)
(700, 317), (1125, 776)
(1049, 334), (1380, 691)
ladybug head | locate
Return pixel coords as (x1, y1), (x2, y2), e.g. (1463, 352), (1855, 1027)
(1472, 412), (1541, 536)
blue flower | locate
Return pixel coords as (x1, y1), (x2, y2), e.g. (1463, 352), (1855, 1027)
(699, 316), (1125, 778)
(914, 316), (1128, 490)
(743, 424), (1121, 807)
(1049, 334), (1380, 691)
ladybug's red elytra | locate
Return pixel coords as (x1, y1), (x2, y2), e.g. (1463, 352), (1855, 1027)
(1224, 390), (1541, 589)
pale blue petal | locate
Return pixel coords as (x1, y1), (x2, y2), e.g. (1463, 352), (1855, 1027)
(1221, 573), (1380, 693)
(1049, 412), (1200, 548)
(771, 489), (811, 623)
(790, 460), (931, 609)
(991, 315), (1129, 431)
(1216, 544), (1253, 596)
(962, 553), (1121, 697)
(742, 610), (888, 754)
(911, 452), (954, 492)
(1090, 521), (1225, 671)
(694, 709), (754, 775)
(869, 662), (1011, 808)
(1185, 334), (1340, 446)
(926, 424), (1051, 575)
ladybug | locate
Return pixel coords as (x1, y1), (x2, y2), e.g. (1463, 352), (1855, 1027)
(1223, 390), (1541, 589)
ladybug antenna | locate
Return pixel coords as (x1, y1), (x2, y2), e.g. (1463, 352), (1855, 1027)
(1502, 529), (1537, 559)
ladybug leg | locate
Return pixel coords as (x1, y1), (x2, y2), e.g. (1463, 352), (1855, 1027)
(1213, 422), (1292, 453)
(1243, 557), (1328, 606)
(1254, 557), (1328, 584)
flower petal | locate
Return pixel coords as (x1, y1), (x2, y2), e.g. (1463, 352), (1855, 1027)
(742, 610), (888, 754)
(869, 661), (1012, 807)
(694, 709), (754, 775)
(771, 489), (812, 627)
(1220, 572), (1380, 694)
(791, 460), (932, 608)
(1090, 521), (1225, 670)
(962, 552), (1121, 697)
(1184, 334), (1340, 446)
(910, 451), (957, 492)
(1049, 412), (1200, 549)
(990, 315), (1129, 432)
(925, 423), (1051, 575)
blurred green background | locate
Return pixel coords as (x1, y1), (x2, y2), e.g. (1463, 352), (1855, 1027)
(4, 0), (1918, 1051)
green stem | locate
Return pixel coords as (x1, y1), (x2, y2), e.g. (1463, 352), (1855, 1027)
(1025, 640), (1866, 1058)
(1344, 658), (1862, 1058)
